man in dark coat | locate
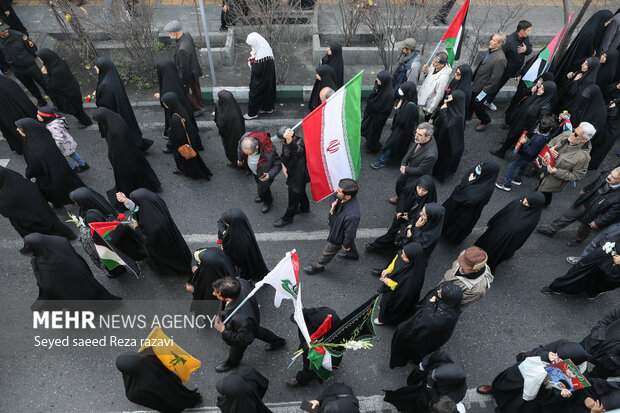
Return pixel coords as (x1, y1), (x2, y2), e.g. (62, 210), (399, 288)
(0, 22), (47, 106)
(273, 127), (310, 228)
(469, 33), (507, 131)
(390, 122), (438, 205)
(304, 179), (361, 274)
(484, 21), (532, 110)
(212, 277), (286, 373)
(164, 20), (205, 116)
(538, 167), (620, 246)
(580, 307), (620, 379)
(237, 132), (282, 213)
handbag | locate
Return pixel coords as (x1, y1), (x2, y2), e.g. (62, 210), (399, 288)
(174, 114), (197, 160)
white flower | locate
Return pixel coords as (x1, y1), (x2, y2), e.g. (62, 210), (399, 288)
(344, 341), (365, 351)
(603, 242), (616, 255)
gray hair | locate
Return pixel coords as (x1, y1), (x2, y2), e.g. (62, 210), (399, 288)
(579, 122), (596, 140)
(241, 136), (259, 153)
(418, 122), (434, 138)
(435, 51), (448, 64)
(495, 32), (507, 45)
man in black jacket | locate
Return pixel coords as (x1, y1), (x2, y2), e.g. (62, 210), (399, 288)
(390, 122), (438, 205)
(273, 127), (310, 228)
(212, 277), (286, 373)
(237, 132), (282, 213)
(304, 179), (361, 274)
(580, 307), (620, 379)
(164, 20), (205, 116)
(538, 167), (620, 246)
(484, 21), (532, 111)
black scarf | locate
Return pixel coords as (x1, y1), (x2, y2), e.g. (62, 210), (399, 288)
(69, 186), (117, 218)
(449, 160), (500, 205)
(36, 48), (84, 112)
(215, 89), (246, 163)
(309, 65), (339, 111)
(321, 42), (344, 88)
(216, 366), (272, 413)
(0, 75), (37, 153)
(597, 49), (619, 92)
(571, 84), (608, 131)
(508, 80), (557, 138)
(365, 70), (394, 114)
(188, 247), (236, 311)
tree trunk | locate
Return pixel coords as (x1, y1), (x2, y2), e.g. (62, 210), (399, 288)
(555, 0), (592, 64)
(562, 0), (570, 25)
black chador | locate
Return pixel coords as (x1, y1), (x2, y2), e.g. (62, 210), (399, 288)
(561, 56), (600, 109)
(216, 366), (272, 413)
(589, 95), (620, 170)
(161, 92), (211, 179)
(0, 75), (36, 153)
(321, 42), (344, 88)
(188, 247), (235, 315)
(381, 81), (419, 163)
(389, 282), (463, 368)
(568, 84), (608, 137)
(442, 160), (499, 245)
(129, 188), (192, 276)
(18, 118), (84, 208)
(316, 383), (359, 412)
(0, 166), (75, 240)
(69, 186), (117, 218)
(217, 208), (269, 281)
(308, 65), (338, 111)
(361, 70), (393, 153)
(404, 202), (445, 259)
(433, 89), (466, 182)
(155, 59), (198, 138)
(92, 107), (162, 204)
(596, 49), (619, 92)
(116, 350), (202, 413)
(246, 33), (276, 117)
(215, 90), (246, 165)
(475, 192), (545, 272)
(94, 57), (153, 151)
(20, 232), (120, 310)
(36, 48), (92, 126)
(447, 64), (472, 116)
(581, 307), (620, 379)
(505, 72), (554, 128)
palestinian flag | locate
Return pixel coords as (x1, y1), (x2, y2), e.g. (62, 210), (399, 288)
(302, 71), (362, 202)
(89, 221), (140, 278)
(522, 12), (574, 87)
(441, 0), (469, 65)
(307, 315), (334, 381)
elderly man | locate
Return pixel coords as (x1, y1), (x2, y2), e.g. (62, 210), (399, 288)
(418, 51), (452, 119)
(319, 87), (334, 103)
(469, 33), (507, 131)
(538, 167), (620, 247)
(392, 38), (421, 96)
(440, 246), (493, 312)
(536, 122), (594, 206)
(389, 122), (438, 205)
(237, 132), (282, 213)
(164, 20), (205, 117)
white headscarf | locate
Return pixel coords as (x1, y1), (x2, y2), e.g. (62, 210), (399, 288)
(246, 32), (274, 60)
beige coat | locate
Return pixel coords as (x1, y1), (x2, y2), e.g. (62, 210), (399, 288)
(538, 132), (591, 193)
(440, 257), (494, 311)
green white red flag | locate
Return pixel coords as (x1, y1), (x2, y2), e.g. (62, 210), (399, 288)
(441, 0), (469, 65)
(302, 71), (362, 201)
(89, 221), (140, 278)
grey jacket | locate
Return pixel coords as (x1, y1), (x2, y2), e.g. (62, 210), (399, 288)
(472, 48), (507, 95)
(538, 131), (591, 193)
(400, 138), (438, 178)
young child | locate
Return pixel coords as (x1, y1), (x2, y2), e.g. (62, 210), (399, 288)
(495, 114), (557, 192)
(37, 106), (89, 173)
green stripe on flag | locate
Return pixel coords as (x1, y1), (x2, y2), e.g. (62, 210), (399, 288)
(308, 348), (331, 381)
(343, 71), (363, 180)
(444, 37), (457, 66)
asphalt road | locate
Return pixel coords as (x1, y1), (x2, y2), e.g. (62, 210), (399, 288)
(0, 100), (618, 413)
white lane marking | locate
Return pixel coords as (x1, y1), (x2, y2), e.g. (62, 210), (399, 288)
(184, 228), (386, 244)
(0, 159), (9, 167)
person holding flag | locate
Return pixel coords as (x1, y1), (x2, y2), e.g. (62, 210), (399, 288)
(417, 51), (452, 119)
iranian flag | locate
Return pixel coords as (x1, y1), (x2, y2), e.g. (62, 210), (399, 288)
(522, 12), (574, 87)
(302, 71), (362, 202)
(441, 0), (469, 65)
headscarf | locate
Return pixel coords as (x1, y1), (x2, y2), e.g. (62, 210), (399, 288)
(155, 59), (196, 128)
(397, 80), (418, 105)
(188, 247), (236, 306)
(450, 160), (500, 206)
(0, 75), (37, 153)
(397, 174), (437, 215)
(160, 91), (201, 148)
(309, 65), (339, 111)
(321, 42), (344, 88)
(216, 366), (271, 413)
(35, 48), (83, 108)
(36, 106), (59, 125)
(571, 84), (608, 131)
(556, 342), (590, 365)
(597, 49), (619, 91)
(246, 32), (274, 60)
(448, 64), (473, 113)
(412, 202), (445, 256)
(365, 70), (394, 114)
(69, 187), (117, 218)
(578, 56), (601, 88)
(508, 80), (557, 138)
(318, 383), (359, 413)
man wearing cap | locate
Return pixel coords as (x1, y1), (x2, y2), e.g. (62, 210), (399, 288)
(439, 246), (493, 311)
(273, 127), (310, 228)
(0, 23), (47, 106)
(164, 20), (205, 117)
(392, 38), (421, 96)
(417, 51), (452, 119)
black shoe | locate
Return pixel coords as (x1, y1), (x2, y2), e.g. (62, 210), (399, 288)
(371, 268), (382, 277)
(540, 285), (561, 296)
(215, 361), (237, 373)
(273, 218), (292, 228)
(254, 196), (262, 203)
(261, 203), (271, 213)
(162, 147), (174, 154)
(298, 208), (310, 214)
(566, 239), (583, 247)
(80, 163), (90, 171)
(338, 251), (359, 260)
(586, 291), (606, 300)
(172, 169), (183, 175)
(264, 339), (286, 351)
(365, 243), (379, 253)
(489, 150), (505, 159)
(537, 226), (555, 237)
(303, 265), (324, 274)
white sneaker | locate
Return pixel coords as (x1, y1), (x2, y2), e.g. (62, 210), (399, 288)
(485, 101), (497, 111)
(566, 256), (581, 265)
(495, 182), (511, 191)
(511, 180), (522, 186)
(373, 318), (383, 325)
(243, 113), (258, 120)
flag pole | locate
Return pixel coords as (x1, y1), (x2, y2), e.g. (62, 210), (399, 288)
(424, 40), (443, 68)
(543, 11), (573, 74)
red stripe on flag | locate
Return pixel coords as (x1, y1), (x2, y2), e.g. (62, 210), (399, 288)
(441, 0), (469, 41)
(302, 107), (333, 201)
(291, 252), (299, 284)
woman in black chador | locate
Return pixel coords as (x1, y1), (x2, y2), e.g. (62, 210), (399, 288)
(380, 81), (419, 164)
(560, 57), (600, 112)
(367, 175), (436, 255)
(214, 89), (246, 166)
(0, 166), (75, 239)
(21, 232), (120, 310)
(475, 192), (545, 272)
(116, 350), (202, 413)
(0, 75), (36, 154)
(92, 107), (161, 204)
(596, 49), (619, 92)
(245, 32), (276, 119)
(442, 160), (499, 245)
(313, 383), (360, 412)
(321, 42), (344, 88)
(361, 70), (393, 153)
(161, 92), (211, 180)
(504, 72), (554, 130)
(432, 89), (466, 181)
(17, 118), (84, 208)
(390, 281), (463, 369)
(403, 202), (445, 259)
(385, 350), (467, 413)
(446, 64), (472, 116)
(69, 186), (117, 218)
(589, 92), (620, 170)
(216, 366), (272, 413)
(125, 188), (192, 276)
(308, 65), (338, 111)
(376, 242), (427, 326)
(187, 247), (235, 316)
(36, 48), (92, 127)
(567, 84), (607, 133)
(94, 57), (153, 151)
(581, 307), (620, 379)
(155, 59), (197, 140)
(217, 208), (269, 281)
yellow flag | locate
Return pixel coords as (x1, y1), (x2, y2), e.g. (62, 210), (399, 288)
(138, 327), (201, 382)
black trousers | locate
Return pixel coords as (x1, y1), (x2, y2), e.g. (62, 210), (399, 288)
(283, 185), (309, 220)
(468, 95), (491, 125)
(435, 0), (456, 20)
(12, 63), (47, 102)
(254, 174), (274, 205)
(226, 326), (285, 366)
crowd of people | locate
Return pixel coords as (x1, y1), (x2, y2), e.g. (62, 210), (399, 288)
(0, 4), (619, 413)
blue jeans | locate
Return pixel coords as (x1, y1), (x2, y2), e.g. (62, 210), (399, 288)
(67, 152), (85, 169)
(581, 221), (620, 258)
(504, 156), (530, 187)
(379, 149), (391, 164)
